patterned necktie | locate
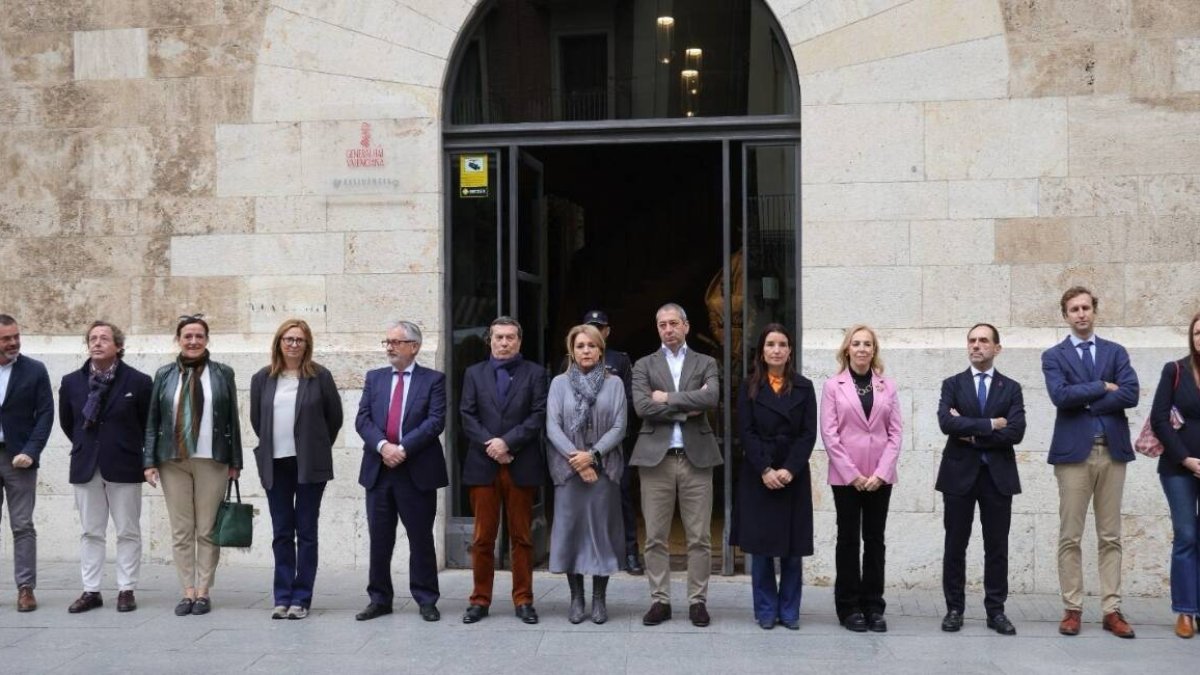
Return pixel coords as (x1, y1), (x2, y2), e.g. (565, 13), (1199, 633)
(385, 371), (406, 445)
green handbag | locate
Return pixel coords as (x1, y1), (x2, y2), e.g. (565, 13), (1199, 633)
(212, 479), (253, 548)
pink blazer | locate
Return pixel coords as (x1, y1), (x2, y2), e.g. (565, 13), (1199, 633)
(820, 370), (903, 486)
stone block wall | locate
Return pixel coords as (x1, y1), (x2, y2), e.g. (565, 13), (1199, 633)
(1, 0), (1199, 597)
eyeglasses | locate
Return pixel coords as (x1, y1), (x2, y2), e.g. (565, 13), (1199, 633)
(281, 337), (307, 346)
(381, 339), (418, 348)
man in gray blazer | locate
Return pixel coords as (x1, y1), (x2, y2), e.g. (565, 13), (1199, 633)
(630, 303), (720, 627)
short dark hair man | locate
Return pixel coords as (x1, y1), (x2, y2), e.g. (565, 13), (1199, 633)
(936, 323), (1025, 635)
(0, 314), (54, 612)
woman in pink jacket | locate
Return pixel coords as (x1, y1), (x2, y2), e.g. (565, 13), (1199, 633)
(820, 324), (902, 634)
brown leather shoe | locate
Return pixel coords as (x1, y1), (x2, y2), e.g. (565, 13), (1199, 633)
(68, 591), (103, 614)
(642, 602), (671, 626)
(1058, 609), (1081, 635)
(1176, 614), (1195, 639)
(17, 586), (37, 612)
(1102, 611), (1136, 638)
(688, 602), (711, 627)
(117, 590), (137, 613)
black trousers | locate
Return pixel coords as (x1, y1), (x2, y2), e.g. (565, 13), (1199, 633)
(832, 484), (892, 620)
(365, 466), (439, 608)
(942, 464), (1012, 616)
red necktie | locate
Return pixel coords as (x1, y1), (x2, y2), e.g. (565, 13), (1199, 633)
(385, 371), (405, 444)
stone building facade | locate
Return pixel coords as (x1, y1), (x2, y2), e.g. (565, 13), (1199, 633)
(1, 0), (1199, 598)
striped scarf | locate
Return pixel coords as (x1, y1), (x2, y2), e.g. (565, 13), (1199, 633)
(173, 350), (209, 460)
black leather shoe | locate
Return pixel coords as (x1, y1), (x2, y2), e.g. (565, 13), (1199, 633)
(191, 597), (212, 616)
(757, 618), (775, 630)
(419, 604), (440, 622)
(625, 553), (644, 575)
(117, 590), (137, 613)
(462, 604), (489, 624)
(780, 618), (800, 631)
(515, 603), (539, 624)
(689, 602), (711, 627)
(68, 592), (103, 614)
(642, 602), (672, 626)
(174, 598), (194, 616)
(843, 612), (868, 632)
(941, 609), (963, 632)
(355, 603), (393, 621)
(987, 613), (1017, 635)
(867, 612), (888, 632)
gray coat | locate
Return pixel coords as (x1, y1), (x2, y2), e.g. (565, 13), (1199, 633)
(545, 373), (626, 486)
(629, 347), (722, 468)
(249, 364), (343, 489)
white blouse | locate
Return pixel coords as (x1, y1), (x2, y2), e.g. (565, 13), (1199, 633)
(271, 375), (299, 459)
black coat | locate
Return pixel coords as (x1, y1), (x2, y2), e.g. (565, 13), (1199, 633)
(459, 358), (548, 487)
(58, 360), (152, 484)
(935, 369), (1024, 497)
(249, 364), (343, 489)
(0, 354), (54, 467)
(730, 375), (816, 558)
(1150, 359), (1200, 476)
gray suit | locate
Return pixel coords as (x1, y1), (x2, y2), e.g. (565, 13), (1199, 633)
(630, 346), (720, 606)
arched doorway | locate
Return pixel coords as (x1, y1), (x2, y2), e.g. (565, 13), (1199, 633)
(441, 0), (802, 575)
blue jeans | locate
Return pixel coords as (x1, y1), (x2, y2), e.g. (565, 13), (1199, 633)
(1160, 474), (1200, 614)
(266, 458), (327, 608)
(751, 555), (802, 624)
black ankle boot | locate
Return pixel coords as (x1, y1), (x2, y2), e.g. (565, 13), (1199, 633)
(567, 574), (586, 624)
(591, 576), (609, 624)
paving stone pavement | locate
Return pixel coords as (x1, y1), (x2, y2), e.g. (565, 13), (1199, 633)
(0, 561), (1195, 673)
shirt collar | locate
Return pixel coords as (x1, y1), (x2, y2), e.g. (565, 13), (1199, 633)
(392, 363), (415, 376)
(0, 355), (18, 369)
(970, 366), (996, 378)
(661, 343), (688, 358)
(1069, 333), (1096, 347)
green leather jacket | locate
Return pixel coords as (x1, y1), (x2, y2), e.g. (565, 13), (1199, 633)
(143, 359), (243, 469)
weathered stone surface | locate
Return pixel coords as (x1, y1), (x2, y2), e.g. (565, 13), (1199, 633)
(1067, 215), (1130, 263)
(1008, 263), (1127, 327)
(1123, 215), (1197, 262)
(909, 219), (995, 265)
(799, 35), (1009, 105)
(138, 197), (254, 235)
(0, 129), (85, 201)
(948, 179), (1039, 219)
(1176, 38), (1200, 92)
(0, 277), (132, 333)
(0, 31), (72, 82)
(995, 218), (1071, 263)
(1069, 96), (1200, 175)
(801, 103), (924, 183)
(39, 80), (143, 128)
(922, 265), (1012, 327)
(247, 275), (327, 333)
(1038, 176), (1139, 216)
(1092, 39), (1134, 94)
(255, 196), (326, 232)
(346, 230), (439, 274)
(80, 127), (155, 199)
(396, 0), (474, 34)
(130, 276), (249, 334)
(215, 122), (302, 197)
(791, 0), (1004, 76)
(1131, 37), (1176, 99)
(0, 84), (40, 126)
(299, 118), (438, 196)
(274, 0), (459, 61)
(1132, 0), (1200, 38)
(1001, 0), (1133, 41)
(778, 0), (911, 45)
(326, 274), (440, 333)
(801, 266), (923, 329)
(0, 0), (107, 32)
(1126, 261), (1200, 326)
(0, 200), (80, 237)
(0, 235), (167, 279)
(252, 64), (440, 122)
(148, 24), (257, 79)
(80, 199), (138, 235)
(803, 181), (948, 221)
(73, 28), (147, 80)
(1140, 174), (1200, 214)
(325, 194), (439, 232)
(926, 98), (1069, 179)
(1008, 39), (1095, 97)
(801, 221), (909, 267)
(170, 232), (344, 277)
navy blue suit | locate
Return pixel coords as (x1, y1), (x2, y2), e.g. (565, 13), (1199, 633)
(355, 363), (447, 607)
(1042, 336), (1138, 464)
(59, 360), (153, 485)
(0, 355), (54, 467)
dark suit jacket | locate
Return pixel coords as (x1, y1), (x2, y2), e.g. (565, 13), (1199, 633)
(730, 375), (817, 557)
(355, 363), (448, 492)
(459, 357), (547, 487)
(0, 354), (54, 468)
(250, 363), (344, 490)
(630, 346), (722, 468)
(59, 360), (152, 484)
(935, 368), (1025, 496)
(1041, 336), (1139, 464)
(1150, 358), (1200, 476)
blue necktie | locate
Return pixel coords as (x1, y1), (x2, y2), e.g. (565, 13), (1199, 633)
(977, 373), (990, 465)
(1079, 341), (1096, 380)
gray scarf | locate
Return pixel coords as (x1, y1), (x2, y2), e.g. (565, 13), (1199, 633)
(566, 363), (606, 435)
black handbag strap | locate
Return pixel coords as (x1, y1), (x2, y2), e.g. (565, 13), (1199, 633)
(225, 478), (241, 503)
